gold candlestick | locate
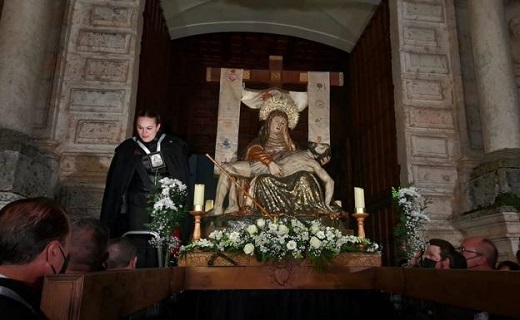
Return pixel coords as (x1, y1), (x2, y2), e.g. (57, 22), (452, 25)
(190, 210), (205, 242)
(352, 209), (369, 239)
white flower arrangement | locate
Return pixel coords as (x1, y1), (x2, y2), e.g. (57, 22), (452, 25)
(181, 216), (381, 265)
(392, 186), (430, 261)
(146, 177), (189, 252)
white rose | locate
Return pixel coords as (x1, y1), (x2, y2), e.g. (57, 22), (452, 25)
(278, 225), (289, 235)
(228, 231), (240, 242)
(247, 224), (258, 235)
(269, 223), (278, 231)
(310, 224), (320, 234)
(209, 230), (222, 240)
(316, 230), (325, 239)
(243, 243), (255, 255)
(256, 218), (266, 228)
(286, 240), (297, 251)
(310, 236), (322, 249)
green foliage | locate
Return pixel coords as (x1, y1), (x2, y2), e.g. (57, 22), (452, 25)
(495, 192), (520, 210)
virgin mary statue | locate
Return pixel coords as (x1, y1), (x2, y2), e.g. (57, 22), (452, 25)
(210, 90), (340, 219)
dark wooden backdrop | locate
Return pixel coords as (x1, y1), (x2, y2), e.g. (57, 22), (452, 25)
(136, 0), (399, 266)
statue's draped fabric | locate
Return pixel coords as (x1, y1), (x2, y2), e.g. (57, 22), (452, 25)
(248, 171), (331, 216)
(215, 68), (243, 171)
(308, 71), (331, 144)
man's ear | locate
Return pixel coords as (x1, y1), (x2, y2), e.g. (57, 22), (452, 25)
(130, 256), (138, 269)
(46, 240), (62, 259)
(44, 240), (63, 270)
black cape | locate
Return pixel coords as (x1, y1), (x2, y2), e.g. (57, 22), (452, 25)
(0, 277), (47, 320)
(100, 134), (192, 240)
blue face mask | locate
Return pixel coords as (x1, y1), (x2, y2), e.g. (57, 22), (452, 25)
(419, 257), (437, 268)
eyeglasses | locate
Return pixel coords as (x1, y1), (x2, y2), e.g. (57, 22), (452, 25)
(458, 246), (482, 257)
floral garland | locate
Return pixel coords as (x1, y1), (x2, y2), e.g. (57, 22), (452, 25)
(181, 216), (381, 266)
(146, 177), (189, 252)
(392, 186), (430, 261)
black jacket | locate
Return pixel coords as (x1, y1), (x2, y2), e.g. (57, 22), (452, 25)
(100, 134), (191, 238)
(0, 277), (47, 320)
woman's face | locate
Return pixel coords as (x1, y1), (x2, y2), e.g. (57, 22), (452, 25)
(269, 115), (287, 135)
(136, 116), (160, 142)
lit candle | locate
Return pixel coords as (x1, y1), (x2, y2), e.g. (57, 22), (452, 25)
(193, 184), (205, 210)
(354, 187), (365, 211)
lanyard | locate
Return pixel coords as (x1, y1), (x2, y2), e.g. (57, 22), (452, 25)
(133, 133), (166, 154)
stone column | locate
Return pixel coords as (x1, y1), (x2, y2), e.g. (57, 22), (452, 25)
(467, 0), (520, 153)
(457, 1), (520, 262)
(0, 0), (53, 135)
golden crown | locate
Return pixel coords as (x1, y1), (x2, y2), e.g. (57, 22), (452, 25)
(259, 94), (299, 129)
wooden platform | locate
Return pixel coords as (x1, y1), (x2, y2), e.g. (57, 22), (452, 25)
(177, 251), (381, 267)
(41, 267), (520, 319)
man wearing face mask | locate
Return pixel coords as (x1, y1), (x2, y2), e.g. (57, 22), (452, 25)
(418, 238), (456, 269)
(0, 197), (71, 319)
(459, 236), (498, 270)
(401, 238), (474, 320)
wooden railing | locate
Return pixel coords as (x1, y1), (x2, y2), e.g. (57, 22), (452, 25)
(41, 267), (520, 319)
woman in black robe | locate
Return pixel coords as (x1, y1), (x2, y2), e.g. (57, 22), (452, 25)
(100, 109), (191, 267)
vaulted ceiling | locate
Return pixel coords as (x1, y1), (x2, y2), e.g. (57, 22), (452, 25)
(160, 0), (381, 52)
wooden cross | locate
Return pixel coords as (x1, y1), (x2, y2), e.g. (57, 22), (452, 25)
(206, 55), (343, 87)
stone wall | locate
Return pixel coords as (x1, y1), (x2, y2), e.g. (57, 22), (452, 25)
(0, 129), (58, 207)
(390, 0), (465, 244)
(48, 0), (145, 216)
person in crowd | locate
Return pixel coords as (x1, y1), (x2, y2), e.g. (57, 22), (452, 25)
(459, 236), (502, 320)
(400, 239), (473, 319)
(100, 109), (191, 267)
(105, 237), (138, 270)
(458, 236), (498, 270)
(444, 250), (468, 269)
(417, 238), (456, 269)
(496, 260), (520, 271)
(0, 197), (71, 319)
(66, 217), (109, 273)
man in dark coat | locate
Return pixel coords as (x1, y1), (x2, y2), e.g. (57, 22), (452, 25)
(0, 197), (71, 320)
(100, 109), (191, 267)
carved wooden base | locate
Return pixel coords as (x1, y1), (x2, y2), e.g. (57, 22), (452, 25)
(178, 251), (381, 267)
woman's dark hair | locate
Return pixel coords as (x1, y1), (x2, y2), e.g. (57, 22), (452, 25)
(427, 238), (455, 260)
(136, 109), (161, 124)
(0, 197), (70, 264)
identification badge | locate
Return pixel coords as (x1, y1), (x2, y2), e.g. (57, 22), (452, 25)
(148, 151), (166, 169)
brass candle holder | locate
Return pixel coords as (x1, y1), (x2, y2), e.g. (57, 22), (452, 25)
(352, 208), (369, 239)
(190, 207), (205, 242)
